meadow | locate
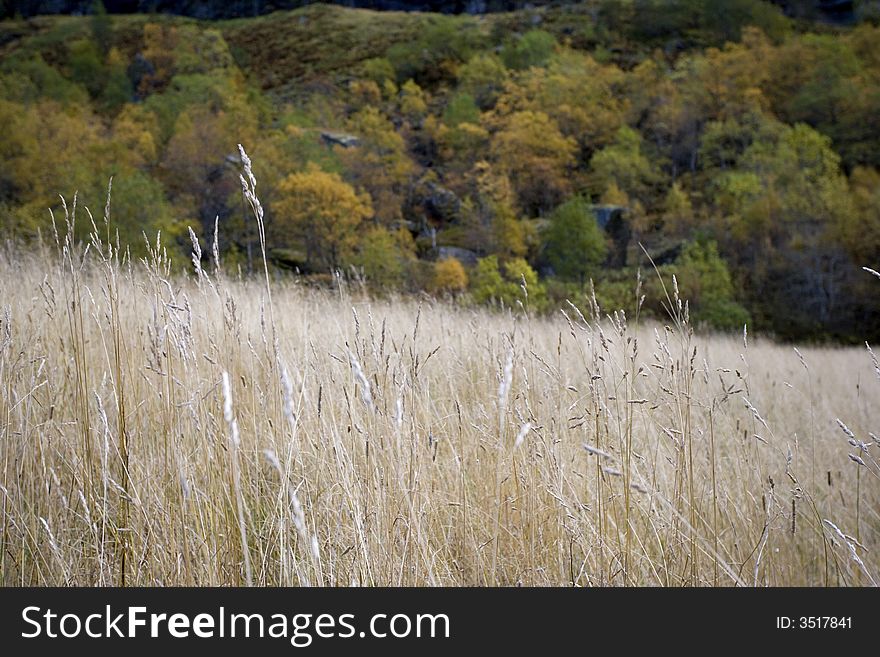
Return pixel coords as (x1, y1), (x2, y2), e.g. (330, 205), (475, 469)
(1, 172), (878, 587)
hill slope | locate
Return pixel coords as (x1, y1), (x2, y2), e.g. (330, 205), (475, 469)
(0, 2), (879, 341)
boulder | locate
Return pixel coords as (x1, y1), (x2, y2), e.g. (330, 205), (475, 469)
(437, 246), (478, 266)
(320, 132), (360, 148)
(592, 205), (631, 268)
(424, 182), (461, 223)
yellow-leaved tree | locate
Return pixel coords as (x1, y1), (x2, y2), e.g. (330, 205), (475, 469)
(432, 257), (468, 295)
(339, 106), (414, 226)
(489, 110), (577, 215)
(272, 164), (373, 271)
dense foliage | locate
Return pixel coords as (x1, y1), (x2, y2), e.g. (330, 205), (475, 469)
(1, 1), (879, 340)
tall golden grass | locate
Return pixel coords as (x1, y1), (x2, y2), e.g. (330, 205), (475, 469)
(1, 170), (878, 587)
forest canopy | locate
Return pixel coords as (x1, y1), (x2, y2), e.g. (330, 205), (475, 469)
(1, 0), (879, 341)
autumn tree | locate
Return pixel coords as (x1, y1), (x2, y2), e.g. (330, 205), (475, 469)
(590, 126), (660, 209)
(159, 106), (246, 245)
(272, 165), (373, 271)
(709, 122), (858, 336)
(136, 23), (179, 97)
(399, 79), (428, 123)
(0, 99), (102, 236)
(428, 116), (490, 175)
(457, 53), (508, 110)
(489, 110), (577, 215)
(497, 50), (626, 160)
(681, 27), (773, 123)
(110, 103), (160, 168)
(843, 166), (880, 265)
(432, 257), (468, 294)
(661, 182), (695, 236)
(625, 56), (698, 175)
(349, 79), (382, 111)
(460, 161), (529, 258)
(339, 107), (413, 226)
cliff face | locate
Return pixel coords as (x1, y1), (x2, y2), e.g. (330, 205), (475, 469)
(1, 1), (855, 21)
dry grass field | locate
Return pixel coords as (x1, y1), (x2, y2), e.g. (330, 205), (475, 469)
(1, 173), (878, 587)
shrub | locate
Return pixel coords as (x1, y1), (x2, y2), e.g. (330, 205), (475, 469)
(443, 93), (480, 128)
(432, 257), (468, 294)
(665, 240), (750, 331)
(351, 226), (414, 290)
(470, 255), (545, 311)
(501, 30), (557, 70)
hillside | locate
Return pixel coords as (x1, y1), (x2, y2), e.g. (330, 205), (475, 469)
(0, 1), (879, 341)
(0, 0), (870, 22)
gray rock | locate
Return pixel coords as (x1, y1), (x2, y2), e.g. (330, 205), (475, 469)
(592, 205), (630, 268)
(320, 132), (360, 149)
(592, 205), (625, 229)
(437, 246), (478, 266)
(424, 182), (461, 223)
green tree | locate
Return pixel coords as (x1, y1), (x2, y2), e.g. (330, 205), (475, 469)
(470, 255), (544, 310)
(90, 0), (112, 56)
(100, 47), (133, 112)
(68, 39), (106, 98)
(458, 53), (508, 110)
(362, 58), (396, 86)
(470, 255), (508, 304)
(668, 240), (750, 330)
(98, 170), (185, 256)
(501, 30), (557, 70)
(542, 197), (608, 285)
(351, 226), (414, 289)
(443, 93), (480, 127)
(589, 126), (659, 206)
(387, 15), (484, 86)
(709, 122), (859, 336)
(0, 55), (89, 105)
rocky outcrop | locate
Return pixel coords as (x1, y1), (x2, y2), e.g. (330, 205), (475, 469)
(593, 204), (631, 269)
(320, 131), (360, 149)
(436, 245), (478, 266)
(422, 182), (461, 224)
